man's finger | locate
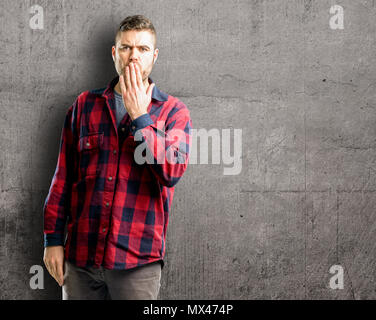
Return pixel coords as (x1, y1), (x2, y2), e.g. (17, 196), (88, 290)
(56, 262), (64, 286)
(52, 261), (59, 284)
(146, 83), (155, 99)
(45, 261), (52, 276)
(129, 63), (138, 89)
(125, 65), (132, 90)
(119, 74), (127, 95)
(46, 261), (56, 281)
(134, 63), (143, 89)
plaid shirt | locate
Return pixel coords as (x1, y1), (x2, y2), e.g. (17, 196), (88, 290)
(43, 76), (192, 270)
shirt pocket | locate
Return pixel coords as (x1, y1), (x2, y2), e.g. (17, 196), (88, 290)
(77, 132), (104, 177)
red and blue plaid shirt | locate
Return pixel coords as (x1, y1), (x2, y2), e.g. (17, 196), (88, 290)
(43, 76), (192, 270)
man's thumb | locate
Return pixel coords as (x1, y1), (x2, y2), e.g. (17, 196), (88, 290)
(57, 263), (64, 286)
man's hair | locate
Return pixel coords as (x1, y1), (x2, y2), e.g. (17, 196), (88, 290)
(115, 15), (156, 49)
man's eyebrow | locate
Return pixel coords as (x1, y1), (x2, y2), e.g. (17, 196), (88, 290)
(120, 43), (150, 49)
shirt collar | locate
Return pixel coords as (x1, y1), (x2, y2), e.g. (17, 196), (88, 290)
(103, 76), (168, 102)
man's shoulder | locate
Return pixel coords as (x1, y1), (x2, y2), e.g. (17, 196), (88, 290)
(152, 82), (189, 112)
(72, 87), (106, 105)
(163, 94), (190, 115)
(64, 88), (105, 117)
(80, 86), (106, 98)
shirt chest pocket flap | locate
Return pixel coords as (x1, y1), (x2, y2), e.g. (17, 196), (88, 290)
(77, 132), (104, 177)
(78, 132), (104, 152)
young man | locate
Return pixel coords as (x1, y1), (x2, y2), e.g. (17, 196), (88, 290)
(43, 15), (192, 300)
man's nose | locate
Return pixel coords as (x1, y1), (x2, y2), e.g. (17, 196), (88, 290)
(129, 49), (140, 62)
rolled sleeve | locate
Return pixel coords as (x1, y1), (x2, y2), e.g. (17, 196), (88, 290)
(44, 233), (65, 247)
(130, 113), (154, 136)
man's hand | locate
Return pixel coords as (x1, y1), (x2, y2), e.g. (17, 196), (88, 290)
(43, 246), (65, 287)
(119, 62), (155, 121)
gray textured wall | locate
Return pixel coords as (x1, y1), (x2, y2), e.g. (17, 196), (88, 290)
(1, 0), (376, 299)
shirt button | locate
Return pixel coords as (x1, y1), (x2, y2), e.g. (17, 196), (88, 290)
(121, 127), (125, 132)
(108, 176), (112, 181)
(113, 150), (117, 155)
(105, 202), (110, 207)
(132, 126), (136, 130)
(86, 142), (90, 147)
(102, 228), (106, 233)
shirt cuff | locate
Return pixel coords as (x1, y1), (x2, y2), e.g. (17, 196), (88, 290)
(130, 113), (153, 136)
(44, 233), (65, 247)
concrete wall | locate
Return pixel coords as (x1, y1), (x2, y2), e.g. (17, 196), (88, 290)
(1, 0), (376, 299)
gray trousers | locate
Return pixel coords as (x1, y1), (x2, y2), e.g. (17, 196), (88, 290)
(62, 260), (162, 300)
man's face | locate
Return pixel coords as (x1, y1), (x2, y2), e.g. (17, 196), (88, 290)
(112, 30), (158, 83)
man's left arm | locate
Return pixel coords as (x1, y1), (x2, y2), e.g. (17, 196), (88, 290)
(119, 62), (192, 187)
(130, 103), (192, 187)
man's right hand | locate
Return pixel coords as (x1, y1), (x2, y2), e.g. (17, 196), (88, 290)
(43, 246), (65, 286)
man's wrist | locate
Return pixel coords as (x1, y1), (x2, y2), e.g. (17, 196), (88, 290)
(129, 111), (148, 121)
(130, 113), (153, 136)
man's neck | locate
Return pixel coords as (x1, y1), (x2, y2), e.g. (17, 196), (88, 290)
(114, 78), (150, 95)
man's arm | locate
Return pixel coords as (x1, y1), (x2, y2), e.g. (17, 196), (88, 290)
(130, 103), (192, 187)
(119, 62), (192, 187)
(43, 100), (77, 286)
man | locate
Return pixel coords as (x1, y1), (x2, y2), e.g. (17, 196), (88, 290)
(43, 15), (192, 300)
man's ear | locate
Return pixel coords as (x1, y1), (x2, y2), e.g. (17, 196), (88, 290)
(111, 46), (116, 62)
(153, 48), (159, 64)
